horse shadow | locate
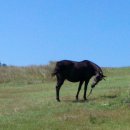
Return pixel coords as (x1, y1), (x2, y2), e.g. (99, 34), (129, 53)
(62, 94), (118, 103)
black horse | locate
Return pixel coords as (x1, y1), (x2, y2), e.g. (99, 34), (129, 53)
(52, 60), (106, 102)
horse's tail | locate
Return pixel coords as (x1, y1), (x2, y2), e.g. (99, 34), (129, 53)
(52, 71), (57, 77)
(51, 67), (59, 77)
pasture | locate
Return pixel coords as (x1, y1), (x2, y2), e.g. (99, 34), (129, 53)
(0, 66), (130, 130)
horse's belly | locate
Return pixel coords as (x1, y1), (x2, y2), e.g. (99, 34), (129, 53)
(67, 78), (79, 82)
(66, 75), (85, 82)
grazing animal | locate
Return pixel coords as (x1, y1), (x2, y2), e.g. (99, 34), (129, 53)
(52, 60), (106, 102)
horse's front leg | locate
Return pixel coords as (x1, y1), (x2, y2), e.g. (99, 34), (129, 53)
(76, 81), (84, 101)
(83, 80), (89, 100)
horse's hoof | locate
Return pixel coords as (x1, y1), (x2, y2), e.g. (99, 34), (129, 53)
(76, 97), (78, 101)
(56, 98), (61, 102)
(84, 98), (88, 101)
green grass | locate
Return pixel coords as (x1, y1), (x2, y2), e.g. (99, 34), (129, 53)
(0, 67), (130, 130)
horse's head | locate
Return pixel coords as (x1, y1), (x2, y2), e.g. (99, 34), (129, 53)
(87, 72), (106, 98)
(91, 72), (106, 88)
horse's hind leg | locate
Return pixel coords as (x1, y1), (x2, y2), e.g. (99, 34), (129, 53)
(55, 76), (64, 102)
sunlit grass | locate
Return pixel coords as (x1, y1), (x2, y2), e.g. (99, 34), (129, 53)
(0, 67), (130, 130)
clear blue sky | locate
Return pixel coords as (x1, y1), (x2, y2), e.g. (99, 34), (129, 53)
(0, 0), (130, 67)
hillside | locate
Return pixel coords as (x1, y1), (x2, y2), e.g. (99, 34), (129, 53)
(0, 64), (130, 130)
(0, 62), (130, 84)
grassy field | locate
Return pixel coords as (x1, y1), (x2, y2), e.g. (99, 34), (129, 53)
(0, 67), (130, 130)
